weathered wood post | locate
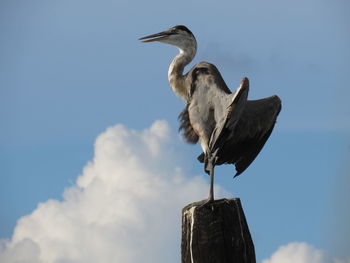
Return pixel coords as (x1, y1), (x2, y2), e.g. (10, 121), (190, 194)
(181, 198), (255, 263)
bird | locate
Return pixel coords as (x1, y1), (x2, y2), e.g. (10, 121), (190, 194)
(139, 25), (281, 202)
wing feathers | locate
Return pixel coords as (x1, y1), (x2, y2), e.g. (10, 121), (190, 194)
(178, 104), (199, 144)
(229, 95), (281, 175)
(197, 94), (282, 177)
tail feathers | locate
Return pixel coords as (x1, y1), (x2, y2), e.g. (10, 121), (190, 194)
(197, 152), (205, 163)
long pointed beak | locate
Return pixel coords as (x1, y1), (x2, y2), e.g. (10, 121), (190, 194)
(139, 30), (172, 43)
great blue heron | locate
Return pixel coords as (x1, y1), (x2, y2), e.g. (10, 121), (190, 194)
(140, 25), (281, 202)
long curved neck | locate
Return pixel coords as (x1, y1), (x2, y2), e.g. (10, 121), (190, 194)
(168, 46), (196, 103)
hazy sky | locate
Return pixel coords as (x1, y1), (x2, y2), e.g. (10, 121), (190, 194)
(1, 0), (349, 262)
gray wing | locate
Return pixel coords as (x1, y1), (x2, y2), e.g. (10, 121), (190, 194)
(208, 77), (249, 153)
(214, 95), (281, 176)
(199, 83), (281, 176)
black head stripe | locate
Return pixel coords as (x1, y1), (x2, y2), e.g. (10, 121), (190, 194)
(172, 25), (194, 36)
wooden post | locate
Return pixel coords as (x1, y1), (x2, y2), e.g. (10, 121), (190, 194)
(181, 198), (255, 263)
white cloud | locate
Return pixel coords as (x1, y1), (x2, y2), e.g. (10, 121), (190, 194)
(262, 242), (327, 263)
(4, 122), (347, 263)
(262, 242), (350, 263)
(0, 120), (223, 263)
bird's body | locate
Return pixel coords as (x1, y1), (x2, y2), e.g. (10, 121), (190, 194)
(140, 25), (281, 201)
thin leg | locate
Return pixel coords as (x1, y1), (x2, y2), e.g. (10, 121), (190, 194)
(207, 157), (215, 202)
(201, 151), (217, 205)
(209, 165), (214, 201)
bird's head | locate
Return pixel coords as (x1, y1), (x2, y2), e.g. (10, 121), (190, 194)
(139, 25), (197, 53)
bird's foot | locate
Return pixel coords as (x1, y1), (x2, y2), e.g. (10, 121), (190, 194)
(199, 196), (215, 210)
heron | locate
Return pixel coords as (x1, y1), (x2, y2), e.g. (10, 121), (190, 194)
(139, 25), (281, 202)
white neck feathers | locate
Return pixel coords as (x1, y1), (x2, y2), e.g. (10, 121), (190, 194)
(168, 45), (196, 103)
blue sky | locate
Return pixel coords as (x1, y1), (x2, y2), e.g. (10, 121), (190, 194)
(0, 0), (349, 262)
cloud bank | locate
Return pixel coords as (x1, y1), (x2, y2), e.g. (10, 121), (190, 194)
(1, 121), (348, 263)
(0, 121), (216, 263)
(262, 242), (350, 263)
